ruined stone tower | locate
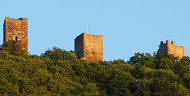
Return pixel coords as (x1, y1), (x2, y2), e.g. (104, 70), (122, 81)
(75, 33), (104, 61)
(3, 17), (28, 51)
(157, 40), (185, 59)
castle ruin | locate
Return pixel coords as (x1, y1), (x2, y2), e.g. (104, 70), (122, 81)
(157, 40), (185, 59)
(3, 17), (28, 51)
(75, 33), (104, 61)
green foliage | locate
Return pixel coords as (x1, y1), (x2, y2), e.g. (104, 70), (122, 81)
(0, 46), (189, 95)
(0, 41), (28, 56)
(128, 53), (155, 68)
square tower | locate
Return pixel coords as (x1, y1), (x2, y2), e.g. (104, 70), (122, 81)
(3, 17), (28, 51)
(157, 40), (185, 59)
(75, 33), (104, 61)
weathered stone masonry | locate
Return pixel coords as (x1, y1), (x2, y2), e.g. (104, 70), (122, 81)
(3, 17), (28, 51)
(157, 40), (185, 59)
(75, 33), (104, 61)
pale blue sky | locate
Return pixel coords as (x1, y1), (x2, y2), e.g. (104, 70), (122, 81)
(0, 0), (190, 60)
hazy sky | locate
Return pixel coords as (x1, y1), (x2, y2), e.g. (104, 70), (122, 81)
(0, 0), (190, 60)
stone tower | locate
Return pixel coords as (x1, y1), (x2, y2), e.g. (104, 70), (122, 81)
(3, 17), (28, 51)
(75, 33), (104, 61)
(157, 40), (185, 59)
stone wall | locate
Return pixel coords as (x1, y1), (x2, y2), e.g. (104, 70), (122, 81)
(3, 17), (28, 51)
(75, 33), (104, 61)
(157, 40), (185, 59)
(75, 33), (84, 59)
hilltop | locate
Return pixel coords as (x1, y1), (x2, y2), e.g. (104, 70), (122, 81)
(0, 41), (189, 95)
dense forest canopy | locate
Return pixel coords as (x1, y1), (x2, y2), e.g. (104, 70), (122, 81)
(0, 41), (190, 96)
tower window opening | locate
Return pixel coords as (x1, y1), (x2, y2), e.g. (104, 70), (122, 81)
(15, 36), (18, 42)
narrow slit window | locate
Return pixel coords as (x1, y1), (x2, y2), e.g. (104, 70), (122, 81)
(15, 36), (18, 42)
